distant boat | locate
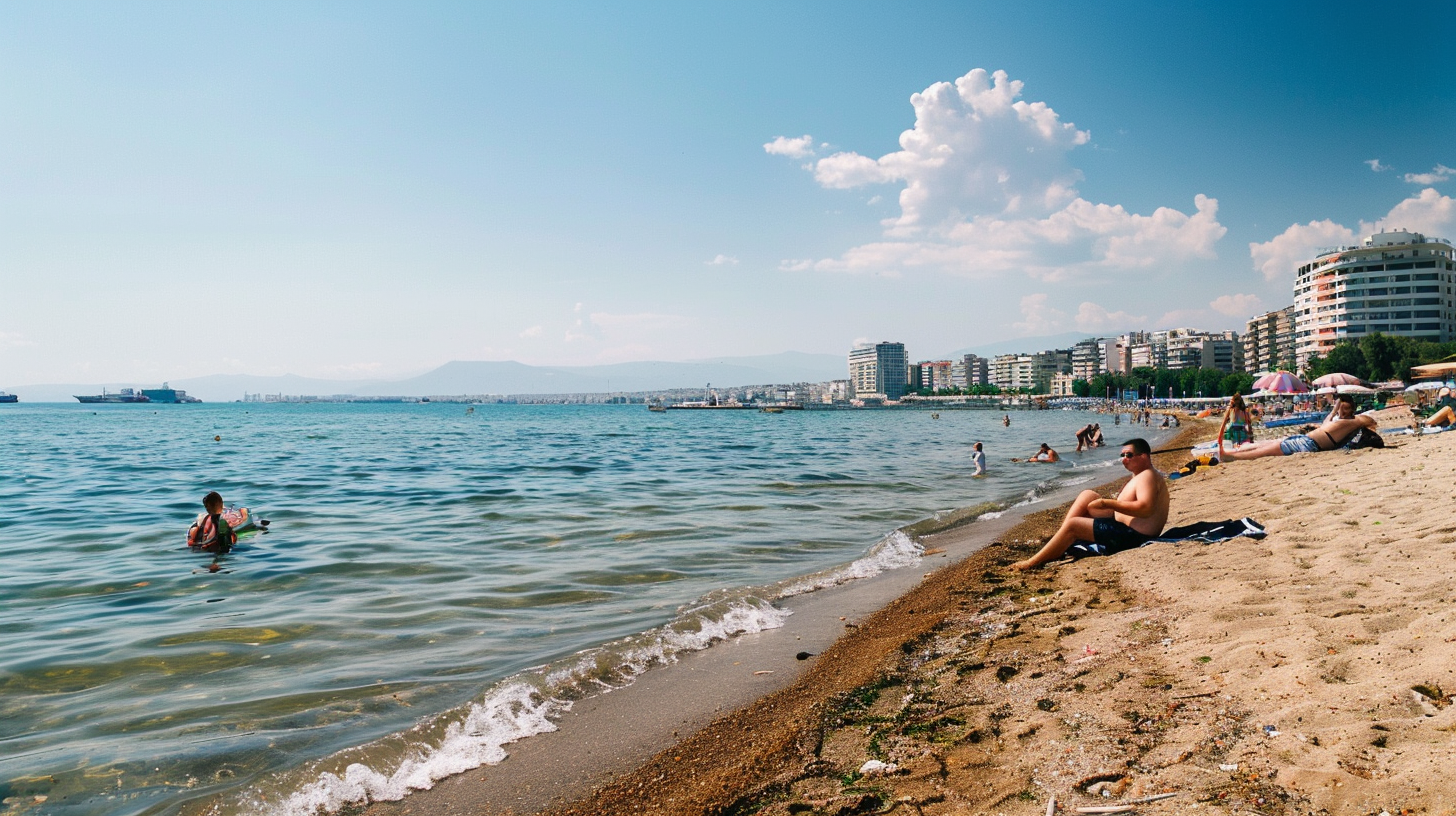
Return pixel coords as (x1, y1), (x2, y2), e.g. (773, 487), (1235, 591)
(666, 383), (756, 410)
(647, 404), (667, 412)
(760, 406), (784, 414)
(141, 383), (202, 403)
(75, 388), (151, 404)
(0, 392), (16, 403)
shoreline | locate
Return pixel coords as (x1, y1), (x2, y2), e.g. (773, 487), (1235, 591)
(344, 428), (1185, 816)
(529, 409), (1456, 815)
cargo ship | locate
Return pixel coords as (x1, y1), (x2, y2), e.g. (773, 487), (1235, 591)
(75, 388), (151, 404)
(0, 392), (16, 403)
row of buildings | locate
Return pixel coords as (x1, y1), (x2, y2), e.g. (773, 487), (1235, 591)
(848, 229), (1456, 399)
(849, 328), (1244, 399)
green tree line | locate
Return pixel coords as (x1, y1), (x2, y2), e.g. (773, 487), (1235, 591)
(1072, 367), (1254, 399)
(1303, 333), (1456, 382)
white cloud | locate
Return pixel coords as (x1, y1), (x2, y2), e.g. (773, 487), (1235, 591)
(705, 254), (739, 266)
(0, 330), (36, 350)
(1250, 189), (1456, 282)
(1403, 164), (1453, 185)
(1209, 293), (1263, 317)
(779, 259), (814, 272)
(777, 68), (1225, 281)
(763, 135), (816, 159)
(1248, 219), (1357, 282)
(1075, 301), (1145, 332)
(1011, 293), (1067, 335)
(519, 325), (544, 338)
(1154, 308), (1211, 328)
(1365, 159), (1389, 172)
(588, 312), (692, 332)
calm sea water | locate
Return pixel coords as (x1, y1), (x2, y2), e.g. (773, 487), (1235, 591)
(0, 403), (1147, 815)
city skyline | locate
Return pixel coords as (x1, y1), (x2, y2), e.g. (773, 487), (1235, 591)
(1, 1), (1452, 385)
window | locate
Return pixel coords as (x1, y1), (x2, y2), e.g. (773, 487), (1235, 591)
(1368, 276), (1388, 283)
(1415, 323), (1441, 331)
(1370, 324), (1389, 332)
(1392, 311), (1412, 319)
(1415, 260), (1436, 268)
(1388, 262), (1414, 270)
(1392, 324), (1413, 331)
(1346, 324), (1366, 333)
(1391, 287), (1411, 294)
(1414, 273), (1438, 280)
(1416, 285), (1439, 293)
(1367, 312), (1389, 320)
(1368, 288), (1388, 295)
(1415, 297), (1441, 305)
(1414, 310), (1440, 318)
(1394, 274), (1411, 281)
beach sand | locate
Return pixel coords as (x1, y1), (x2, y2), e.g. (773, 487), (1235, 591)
(520, 412), (1456, 816)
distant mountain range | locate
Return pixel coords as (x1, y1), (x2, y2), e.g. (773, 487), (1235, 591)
(5, 351), (849, 403)
(944, 331), (1097, 359)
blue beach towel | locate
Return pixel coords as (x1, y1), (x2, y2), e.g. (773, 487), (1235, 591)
(1066, 517), (1266, 560)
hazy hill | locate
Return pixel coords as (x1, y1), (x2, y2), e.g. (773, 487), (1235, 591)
(4, 351), (848, 402)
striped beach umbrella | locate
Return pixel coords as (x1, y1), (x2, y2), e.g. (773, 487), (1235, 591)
(1312, 373), (1367, 387)
(1251, 371), (1309, 394)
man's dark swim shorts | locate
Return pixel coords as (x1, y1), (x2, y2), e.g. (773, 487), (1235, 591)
(1066, 518), (1155, 559)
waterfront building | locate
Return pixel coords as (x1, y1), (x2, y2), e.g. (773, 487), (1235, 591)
(849, 341), (909, 400)
(1244, 307), (1296, 374)
(1070, 338), (1102, 381)
(962, 353), (989, 386)
(1049, 372), (1077, 397)
(990, 350), (1069, 392)
(1291, 229), (1456, 369)
(914, 360), (954, 392)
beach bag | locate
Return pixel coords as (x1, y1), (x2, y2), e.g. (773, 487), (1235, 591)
(1344, 428), (1385, 450)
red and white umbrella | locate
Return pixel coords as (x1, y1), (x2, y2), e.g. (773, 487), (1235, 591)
(1312, 373), (1367, 388)
(1251, 371), (1309, 394)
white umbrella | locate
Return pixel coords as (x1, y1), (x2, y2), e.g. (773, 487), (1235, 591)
(1406, 381), (1447, 392)
(1313, 386), (1337, 395)
(1336, 384), (1375, 394)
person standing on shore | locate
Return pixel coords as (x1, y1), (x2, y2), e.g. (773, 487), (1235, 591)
(1011, 438), (1169, 571)
(970, 441), (986, 476)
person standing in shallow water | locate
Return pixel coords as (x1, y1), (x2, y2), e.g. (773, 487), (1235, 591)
(1011, 438), (1169, 571)
(970, 441), (986, 476)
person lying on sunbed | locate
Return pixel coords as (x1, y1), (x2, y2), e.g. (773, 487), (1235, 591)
(1218, 395), (1374, 460)
(1424, 387), (1456, 428)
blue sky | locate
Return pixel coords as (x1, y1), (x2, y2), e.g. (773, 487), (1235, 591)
(1, 1), (1452, 383)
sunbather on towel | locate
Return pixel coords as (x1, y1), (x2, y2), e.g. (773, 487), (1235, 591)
(1425, 387), (1456, 428)
(1011, 438), (1169, 571)
(1218, 395), (1374, 460)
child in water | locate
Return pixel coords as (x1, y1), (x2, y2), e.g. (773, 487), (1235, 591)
(187, 491), (237, 554)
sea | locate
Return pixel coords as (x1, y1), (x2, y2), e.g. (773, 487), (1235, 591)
(0, 402), (1157, 816)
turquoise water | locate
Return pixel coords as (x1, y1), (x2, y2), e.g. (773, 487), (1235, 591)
(0, 403), (1141, 815)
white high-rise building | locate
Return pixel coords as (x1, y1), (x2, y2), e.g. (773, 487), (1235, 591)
(1292, 229), (1456, 369)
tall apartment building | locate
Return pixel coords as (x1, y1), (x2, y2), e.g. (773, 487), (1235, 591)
(962, 353), (989, 386)
(990, 350), (1070, 392)
(1244, 307), (1296, 373)
(1292, 229), (1456, 369)
(1070, 338), (1103, 381)
(914, 360), (954, 392)
(848, 341), (909, 399)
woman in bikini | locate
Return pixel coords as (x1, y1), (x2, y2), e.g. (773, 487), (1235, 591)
(1218, 393), (1254, 446)
(1217, 396), (1375, 460)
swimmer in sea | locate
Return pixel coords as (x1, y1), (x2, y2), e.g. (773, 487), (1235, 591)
(1012, 443), (1059, 463)
(187, 491), (237, 554)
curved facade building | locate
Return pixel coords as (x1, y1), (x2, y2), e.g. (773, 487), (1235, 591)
(1292, 229), (1456, 368)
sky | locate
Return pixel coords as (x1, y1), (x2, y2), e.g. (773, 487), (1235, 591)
(1, 1), (1453, 384)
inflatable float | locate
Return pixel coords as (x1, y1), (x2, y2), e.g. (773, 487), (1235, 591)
(186, 506), (257, 549)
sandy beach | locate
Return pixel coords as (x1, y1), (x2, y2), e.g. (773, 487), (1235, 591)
(505, 411), (1456, 816)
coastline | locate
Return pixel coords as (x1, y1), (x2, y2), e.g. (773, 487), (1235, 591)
(525, 411), (1456, 815)
(344, 426), (1184, 816)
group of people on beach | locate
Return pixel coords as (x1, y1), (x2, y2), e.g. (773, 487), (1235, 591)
(1011, 391), (1393, 572)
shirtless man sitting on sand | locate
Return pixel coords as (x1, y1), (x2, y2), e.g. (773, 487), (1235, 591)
(1011, 438), (1169, 571)
(1217, 395), (1374, 460)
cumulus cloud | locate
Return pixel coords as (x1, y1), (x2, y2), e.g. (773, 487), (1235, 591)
(776, 68), (1226, 281)
(1365, 159), (1389, 172)
(1209, 293), (1264, 317)
(519, 325), (544, 338)
(1403, 164), (1453, 185)
(0, 330), (36, 349)
(764, 135), (816, 159)
(1250, 189), (1456, 281)
(705, 254), (739, 266)
(1012, 293), (1067, 334)
(1075, 301), (1145, 332)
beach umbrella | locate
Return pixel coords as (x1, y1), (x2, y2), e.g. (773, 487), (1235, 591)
(1411, 361), (1456, 379)
(1335, 384), (1375, 394)
(1312, 373), (1367, 387)
(1406, 381), (1447, 392)
(1251, 371), (1309, 393)
(1313, 386), (1337, 395)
